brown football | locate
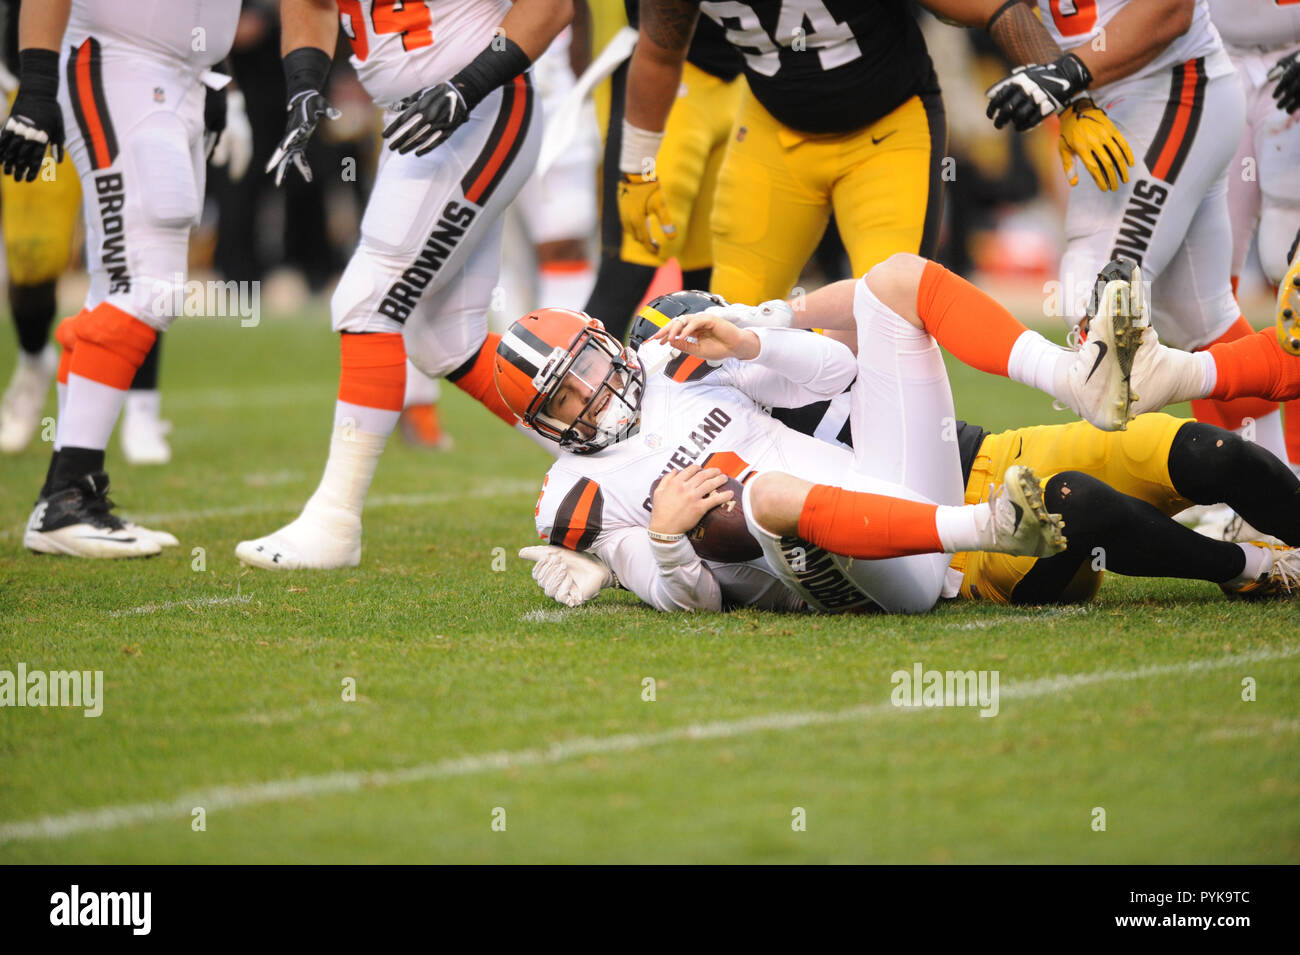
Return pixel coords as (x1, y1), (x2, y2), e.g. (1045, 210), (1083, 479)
(648, 474), (763, 563)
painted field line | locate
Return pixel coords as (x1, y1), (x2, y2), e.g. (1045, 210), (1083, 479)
(1, 481), (538, 539)
(1, 645), (1294, 844)
(107, 595), (253, 618)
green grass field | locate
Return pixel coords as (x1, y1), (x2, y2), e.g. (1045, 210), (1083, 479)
(1, 303), (1297, 863)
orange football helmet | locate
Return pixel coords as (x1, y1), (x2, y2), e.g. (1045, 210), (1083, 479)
(494, 307), (645, 453)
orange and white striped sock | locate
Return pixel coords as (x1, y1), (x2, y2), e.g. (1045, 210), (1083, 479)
(302, 332), (406, 522)
(57, 303), (156, 452)
(1192, 317), (1286, 460)
(796, 484), (960, 559)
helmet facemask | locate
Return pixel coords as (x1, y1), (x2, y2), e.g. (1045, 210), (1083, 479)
(528, 328), (644, 453)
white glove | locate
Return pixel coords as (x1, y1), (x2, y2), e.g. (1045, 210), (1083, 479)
(518, 545), (617, 608)
(211, 90), (253, 181)
(703, 299), (795, 330)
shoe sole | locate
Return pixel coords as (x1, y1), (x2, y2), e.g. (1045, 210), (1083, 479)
(1277, 257), (1300, 356)
(1092, 279), (1144, 430)
(24, 529), (161, 559)
(1003, 465), (1067, 556)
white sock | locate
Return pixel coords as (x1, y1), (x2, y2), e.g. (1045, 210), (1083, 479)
(302, 423), (389, 524)
(1196, 350), (1217, 399)
(403, 361), (439, 408)
(1007, 330), (1071, 403)
(537, 261), (596, 309)
(124, 388), (161, 423)
(54, 381), (67, 450)
(933, 502), (990, 553)
(58, 373), (127, 450)
(1224, 542), (1272, 587)
(1240, 408), (1287, 462)
(334, 399), (400, 436)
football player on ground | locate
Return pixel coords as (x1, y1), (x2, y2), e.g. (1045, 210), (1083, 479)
(0, 0), (238, 557)
(518, 260), (1300, 610)
(236, 0), (573, 570)
(1209, 0), (1300, 478)
(988, 1), (1294, 475)
(617, 0), (1133, 310)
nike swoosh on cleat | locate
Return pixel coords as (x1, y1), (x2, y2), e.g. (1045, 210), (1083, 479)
(1085, 340), (1108, 383)
(76, 535), (137, 543)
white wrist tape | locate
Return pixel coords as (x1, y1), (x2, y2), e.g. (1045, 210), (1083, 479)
(619, 120), (664, 176)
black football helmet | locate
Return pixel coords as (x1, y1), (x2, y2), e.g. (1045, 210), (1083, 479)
(627, 290), (727, 351)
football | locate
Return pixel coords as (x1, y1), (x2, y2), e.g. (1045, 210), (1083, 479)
(649, 473), (763, 563)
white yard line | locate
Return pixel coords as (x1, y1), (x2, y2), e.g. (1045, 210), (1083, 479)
(2, 645), (1294, 844)
(107, 595), (253, 618)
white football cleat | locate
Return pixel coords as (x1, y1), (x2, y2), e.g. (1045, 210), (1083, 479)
(23, 471), (162, 558)
(235, 510), (361, 570)
(125, 522), (180, 548)
(1062, 276), (1144, 431)
(980, 465), (1067, 557)
(1223, 544), (1300, 599)
(0, 345), (57, 454)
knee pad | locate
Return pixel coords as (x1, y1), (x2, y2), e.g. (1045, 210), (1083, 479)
(331, 252), (398, 334)
(126, 112), (201, 229)
(404, 305), (488, 379)
(1257, 205), (1300, 286)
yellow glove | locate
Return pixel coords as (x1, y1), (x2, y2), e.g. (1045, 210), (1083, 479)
(1057, 97), (1135, 192)
(617, 172), (676, 256)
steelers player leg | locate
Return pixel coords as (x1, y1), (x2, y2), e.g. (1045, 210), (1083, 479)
(0, 140), (79, 453)
(236, 78), (541, 570)
(964, 416), (1300, 604)
(24, 46), (201, 557)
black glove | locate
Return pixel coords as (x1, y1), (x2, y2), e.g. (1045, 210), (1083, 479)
(0, 49), (64, 182)
(986, 52), (1093, 131)
(1268, 49), (1300, 115)
(204, 84), (228, 160)
(382, 36), (531, 156)
(383, 83), (470, 155)
(266, 47), (339, 187)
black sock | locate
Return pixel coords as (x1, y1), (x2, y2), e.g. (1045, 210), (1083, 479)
(682, 266), (713, 292)
(1167, 422), (1300, 545)
(1012, 471), (1247, 603)
(130, 336), (162, 390)
(40, 449), (61, 498)
(584, 256), (657, 343)
(47, 446), (106, 494)
(10, 281), (57, 356)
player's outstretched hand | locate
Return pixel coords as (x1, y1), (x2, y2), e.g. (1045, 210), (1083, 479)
(383, 82), (470, 155)
(1269, 49), (1300, 114)
(986, 53), (1092, 132)
(1057, 97), (1134, 191)
(649, 465), (733, 537)
(0, 80), (63, 182)
(518, 545), (616, 608)
(265, 90), (340, 186)
(649, 312), (760, 361)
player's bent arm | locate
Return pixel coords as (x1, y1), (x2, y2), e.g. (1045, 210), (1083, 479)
(1073, 0), (1194, 88)
(727, 328), (858, 408)
(501, 0), (576, 61)
(279, 0), (339, 56)
(601, 529), (722, 613)
(923, 0), (1061, 66)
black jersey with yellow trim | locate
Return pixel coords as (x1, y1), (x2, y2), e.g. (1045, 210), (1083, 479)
(625, 0), (744, 82)
(698, 0), (939, 135)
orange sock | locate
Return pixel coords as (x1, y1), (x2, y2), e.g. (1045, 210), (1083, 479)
(1207, 329), (1300, 403)
(338, 332), (406, 411)
(1191, 317), (1280, 430)
(54, 312), (82, 385)
(916, 260), (1027, 376)
(796, 484), (942, 560)
(68, 303), (157, 389)
(448, 333), (518, 425)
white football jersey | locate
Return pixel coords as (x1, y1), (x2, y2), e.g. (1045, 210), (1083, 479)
(337, 0), (512, 107)
(1208, 0), (1300, 54)
(534, 331), (859, 612)
(66, 0), (239, 69)
(1038, 0), (1231, 84)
